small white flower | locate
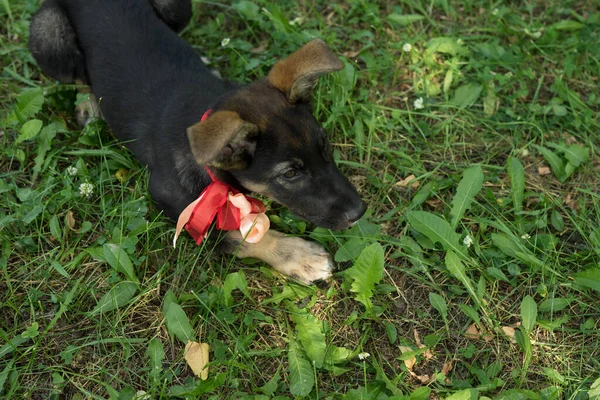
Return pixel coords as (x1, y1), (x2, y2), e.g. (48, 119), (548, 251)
(521, 233), (531, 240)
(414, 97), (424, 110)
(463, 235), (473, 248)
(221, 38), (230, 47)
(358, 352), (370, 360)
(289, 17), (304, 26)
(66, 166), (78, 176)
(521, 148), (530, 157)
(456, 38), (464, 45)
(492, 8), (499, 16)
(79, 182), (94, 198)
(402, 43), (412, 53)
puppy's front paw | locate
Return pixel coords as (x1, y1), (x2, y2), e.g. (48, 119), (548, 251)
(273, 237), (333, 284)
(75, 94), (101, 127)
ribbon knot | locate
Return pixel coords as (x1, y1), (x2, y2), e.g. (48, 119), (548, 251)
(173, 110), (269, 247)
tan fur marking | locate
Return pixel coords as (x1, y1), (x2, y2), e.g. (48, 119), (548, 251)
(267, 39), (344, 103)
(187, 111), (258, 169)
(225, 230), (333, 283)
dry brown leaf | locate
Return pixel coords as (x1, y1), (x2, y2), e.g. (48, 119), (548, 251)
(184, 341), (209, 380)
(441, 360), (453, 375)
(538, 166), (551, 176)
(66, 211), (76, 231)
(342, 50), (360, 58)
(399, 346), (416, 371)
(395, 174), (417, 188)
(413, 329), (433, 360)
(409, 370), (431, 383)
(465, 323), (493, 342)
(500, 326), (517, 343)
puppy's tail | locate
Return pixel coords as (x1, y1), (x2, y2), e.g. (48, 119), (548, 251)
(29, 0), (87, 83)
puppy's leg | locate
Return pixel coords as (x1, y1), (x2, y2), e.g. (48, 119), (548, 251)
(29, 0), (87, 84)
(150, 0), (193, 33)
(74, 83), (102, 127)
(222, 230), (333, 284)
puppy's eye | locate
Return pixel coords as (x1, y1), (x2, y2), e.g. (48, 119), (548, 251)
(283, 169), (298, 179)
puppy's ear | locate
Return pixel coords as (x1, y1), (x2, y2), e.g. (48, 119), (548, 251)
(267, 39), (343, 103)
(187, 111), (258, 170)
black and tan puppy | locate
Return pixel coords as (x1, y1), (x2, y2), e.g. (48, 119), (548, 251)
(29, 0), (366, 283)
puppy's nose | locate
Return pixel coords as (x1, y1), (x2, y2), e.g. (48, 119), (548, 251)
(345, 201), (367, 223)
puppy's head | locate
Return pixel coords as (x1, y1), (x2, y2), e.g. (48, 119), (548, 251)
(187, 39), (366, 230)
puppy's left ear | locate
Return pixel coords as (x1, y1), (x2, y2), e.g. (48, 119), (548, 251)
(187, 111), (258, 170)
(267, 39), (343, 103)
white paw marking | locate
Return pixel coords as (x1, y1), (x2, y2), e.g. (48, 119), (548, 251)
(275, 237), (333, 284)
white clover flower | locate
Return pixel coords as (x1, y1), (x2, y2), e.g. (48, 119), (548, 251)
(402, 43), (412, 53)
(79, 182), (94, 198)
(221, 38), (230, 47)
(521, 148), (530, 157)
(66, 166), (78, 176)
(521, 233), (531, 240)
(358, 352), (370, 360)
(492, 8), (499, 16)
(463, 235), (473, 248)
(456, 38), (464, 45)
(414, 97), (424, 110)
(289, 17), (304, 26)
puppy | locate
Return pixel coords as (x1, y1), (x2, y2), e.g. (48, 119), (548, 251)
(29, 0), (366, 283)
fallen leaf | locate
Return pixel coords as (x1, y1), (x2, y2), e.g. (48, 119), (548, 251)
(538, 166), (551, 176)
(395, 174), (417, 188)
(184, 341), (209, 380)
(500, 326), (516, 343)
(441, 360), (453, 375)
(250, 42), (268, 54)
(413, 329), (433, 360)
(409, 371), (431, 383)
(66, 211), (76, 231)
(343, 50), (360, 58)
(465, 323), (493, 341)
(399, 346), (416, 370)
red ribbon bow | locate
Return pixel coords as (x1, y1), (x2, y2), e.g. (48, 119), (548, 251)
(173, 110), (269, 247)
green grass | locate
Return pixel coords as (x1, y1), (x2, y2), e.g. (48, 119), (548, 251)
(2, 0), (600, 398)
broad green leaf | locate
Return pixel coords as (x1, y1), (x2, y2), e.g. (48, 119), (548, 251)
(550, 209), (564, 231)
(573, 269), (600, 292)
(0, 359), (14, 393)
(491, 233), (544, 268)
(259, 370), (280, 396)
(445, 388), (479, 400)
(445, 251), (476, 301)
(146, 338), (164, 380)
(483, 81), (498, 116)
(552, 20), (585, 31)
(458, 304), (480, 325)
(426, 37), (470, 57)
(103, 243), (138, 283)
(291, 311), (327, 368)
(232, 0), (261, 20)
(486, 267), (509, 283)
(223, 271), (250, 307)
(507, 157), (525, 214)
(288, 339), (314, 397)
(324, 346), (351, 365)
(429, 292), (448, 320)
(384, 321), (397, 344)
(9, 88), (44, 123)
(542, 367), (566, 384)
(407, 211), (467, 258)
(451, 83), (483, 107)
(89, 281), (138, 315)
(450, 165), (483, 228)
(0, 335), (29, 358)
(533, 145), (565, 181)
(163, 290), (195, 343)
(16, 119), (43, 143)
(344, 243), (385, 310)
(49, 215), (62, 242)
(590, 377), (600, 400)
(387, 13), (424, 26)
(547, 143), (589, 167)
(410, 181), (434, 208)
(538, 297), (571, 313)
(521, 295), (537, 332)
